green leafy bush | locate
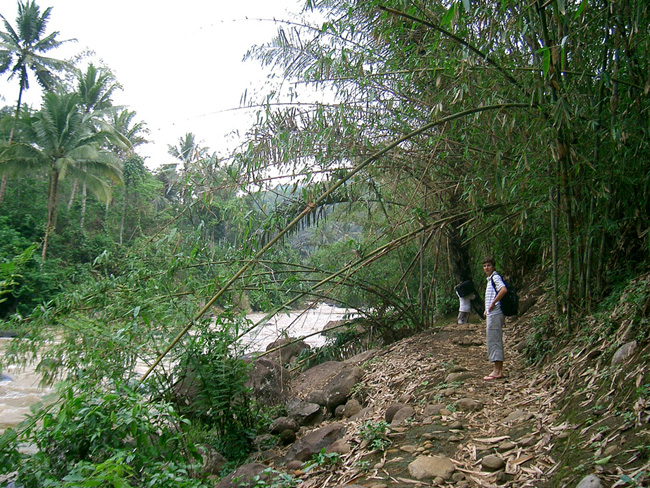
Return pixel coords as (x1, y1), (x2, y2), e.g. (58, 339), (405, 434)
(358, 420), (392, 451)
(0, 381), (204, 487)
(172, 316), (256, 462)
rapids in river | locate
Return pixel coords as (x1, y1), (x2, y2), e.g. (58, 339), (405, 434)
(0, 303), (357, 434)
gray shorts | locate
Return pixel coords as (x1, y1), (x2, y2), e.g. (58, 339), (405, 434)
(458, 311), (470, 324)
(486, 312), (505, 362)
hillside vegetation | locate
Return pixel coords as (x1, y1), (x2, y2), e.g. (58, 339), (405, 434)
(1, 0), (649, 487)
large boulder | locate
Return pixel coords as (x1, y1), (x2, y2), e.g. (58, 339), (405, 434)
(245, 357), (290, 405)
(287, 400), (325, 427)
(611, 341), (637, 366)
(172, 366), (202, 407)
(269, 416), (299, 435)
(291, 361), (346, 397)
(408, 455), (456, 480)
(215, 463), (268, 488)
(198, 445), (227, 475)
(284, 423), (347, 464)
(343, 349), (378, 366)
(390, 405), (415, 426)
(265, 337), (309, 365)
(322, 366), (364, 412)
(385, 403), (407, 423)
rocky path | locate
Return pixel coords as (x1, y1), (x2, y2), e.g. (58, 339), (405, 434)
(220, 305), (649, 488)
(297, 319), (564, 488)
(220, 317), (571, 488)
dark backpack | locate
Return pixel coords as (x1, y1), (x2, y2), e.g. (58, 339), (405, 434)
(491, 275), (519, 317)
(455, 280), (476, 298)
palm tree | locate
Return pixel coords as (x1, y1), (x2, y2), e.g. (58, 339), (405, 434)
(75, 64), (119, 116)
(67, 64), (122, 226)
(0, 0), (73, 204)
(5, 91), (123, 261)
(109, 108), (149, 245)
(167, 132), (207, 203)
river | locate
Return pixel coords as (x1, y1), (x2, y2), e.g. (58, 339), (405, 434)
(0, 304), (357, 434)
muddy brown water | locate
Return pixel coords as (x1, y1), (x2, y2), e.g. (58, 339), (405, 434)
(0, 304), (357, 434)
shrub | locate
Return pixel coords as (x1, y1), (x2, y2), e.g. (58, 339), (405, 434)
(0, 381), (204, 487)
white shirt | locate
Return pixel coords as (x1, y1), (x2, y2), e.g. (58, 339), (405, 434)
(485, 271), (505, 316)
(456, 291), (475, 312)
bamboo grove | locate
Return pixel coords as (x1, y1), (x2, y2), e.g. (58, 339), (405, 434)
(240, 0), (650, 331)
(1, 0), (648, 377)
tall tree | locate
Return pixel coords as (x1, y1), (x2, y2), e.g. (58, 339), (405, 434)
(166, 132), (206, 204)
(0, 0), (73, 204)
(5, 91), (123, 261)
(109, 108), (149, 245)
(68, 64), (122, 227)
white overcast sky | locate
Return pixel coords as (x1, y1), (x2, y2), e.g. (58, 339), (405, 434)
(0, 0), (304, 168)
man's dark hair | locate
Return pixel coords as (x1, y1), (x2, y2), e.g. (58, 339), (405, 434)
(482, 257), (496, 266)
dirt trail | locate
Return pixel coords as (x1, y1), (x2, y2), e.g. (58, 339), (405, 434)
(288, 316), (567, 487)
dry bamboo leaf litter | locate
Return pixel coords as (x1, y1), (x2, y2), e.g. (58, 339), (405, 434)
(271, 312), (650, 487)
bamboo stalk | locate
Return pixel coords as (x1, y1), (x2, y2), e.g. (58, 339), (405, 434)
(139, 103), (531, 383)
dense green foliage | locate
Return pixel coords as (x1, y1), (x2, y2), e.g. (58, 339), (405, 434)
(0, 0), (649, 486)
(1, 382), (205, 487)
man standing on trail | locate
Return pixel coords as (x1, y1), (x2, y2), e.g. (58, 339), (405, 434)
(455, 280), (477, 324)
(482, 257), (508, 380)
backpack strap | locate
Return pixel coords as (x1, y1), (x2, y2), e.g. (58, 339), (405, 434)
(491, 274), (506, 293)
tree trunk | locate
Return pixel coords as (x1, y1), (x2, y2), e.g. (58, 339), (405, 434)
(80, 182), (87, 229)
(0, 176), (7, 207)
(550, 186), (560, 316)
(42, 169), (60, 262)
(0, 86), (25, 207)
(67, 179), (78, 211)
(119, 189), (128, 246)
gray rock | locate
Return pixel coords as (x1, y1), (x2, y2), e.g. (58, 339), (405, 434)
(503, 409), (533, 423)
(334, 404), (346, 418)
(391, 406), (415, 426)
(266, 337), (309, 365)
(456, 398), (483, 412)
(198, 445), (227, 475)
(407, 455), (455, 480)
(269, 416), (299, 434)
(445, 372), (473, 383)
(284, 423), (346, 463)
(288, 401), (324, 426)
(481, 455), (505, 471)
(244, 357), (290, 405)
(322, 366), (364, 411)
(498, 440), (516, 452)
(215, 463), (268, 488)
(576, 474), (604, 488)
(343, 398), (362, 418)
(344, 349), (378, 365)
(292, 361), (345, 396)
(611, 341), (637, 366)
(305, 389), (325, 406)
(385, 403), (407, 423)
(423, 403), (445, 416)
(349, 406), (373, 421)
(519, 435), (536, 447)
(327, 438), (351, 455)
(286, 460), (302, 471)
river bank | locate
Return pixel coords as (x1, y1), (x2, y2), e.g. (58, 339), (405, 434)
(0, 304), (357, 434)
